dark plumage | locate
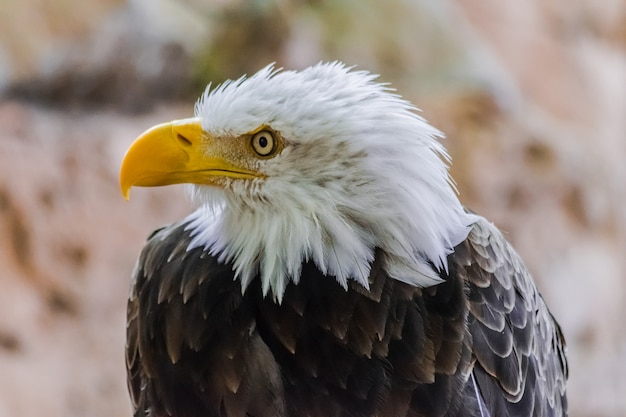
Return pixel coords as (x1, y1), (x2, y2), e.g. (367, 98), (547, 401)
(126, 218), (567, 417)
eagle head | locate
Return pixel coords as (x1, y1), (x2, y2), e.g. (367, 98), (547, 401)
(120, 62), (476, 301)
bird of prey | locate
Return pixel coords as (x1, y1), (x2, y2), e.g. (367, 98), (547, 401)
(120, 62), (568, 417)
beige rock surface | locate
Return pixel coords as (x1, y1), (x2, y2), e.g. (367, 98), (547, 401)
(0, 102), (193, 417)
(0, 1), (625, 416)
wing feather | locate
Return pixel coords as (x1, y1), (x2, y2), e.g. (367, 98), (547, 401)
(451, 217), (568, 417)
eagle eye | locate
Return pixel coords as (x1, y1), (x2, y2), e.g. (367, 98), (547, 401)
(251, 130), (276, 156)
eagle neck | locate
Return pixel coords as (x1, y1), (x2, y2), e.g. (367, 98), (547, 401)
(183, 187), (477, 303)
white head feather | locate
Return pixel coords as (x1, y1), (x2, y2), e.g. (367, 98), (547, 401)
(184, 62), (477, 301)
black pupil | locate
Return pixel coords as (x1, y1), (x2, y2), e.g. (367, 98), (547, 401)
(258, 135), (268, 148)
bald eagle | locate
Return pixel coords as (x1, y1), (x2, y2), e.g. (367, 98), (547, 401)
(120, 63), (568, 417)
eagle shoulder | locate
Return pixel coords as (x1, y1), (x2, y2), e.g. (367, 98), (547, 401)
(448, 217), (568, 417)
(126, 221), (287, 417)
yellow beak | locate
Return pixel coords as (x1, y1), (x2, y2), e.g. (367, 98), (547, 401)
(119, 118), (258, 200)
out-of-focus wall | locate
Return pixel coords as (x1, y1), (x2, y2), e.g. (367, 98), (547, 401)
(0, 1), (624, 416)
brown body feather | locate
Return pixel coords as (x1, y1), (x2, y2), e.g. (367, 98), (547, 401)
(126, 217), (567, 417)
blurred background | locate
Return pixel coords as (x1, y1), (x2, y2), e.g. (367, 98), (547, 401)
(0, 0), (625, 416)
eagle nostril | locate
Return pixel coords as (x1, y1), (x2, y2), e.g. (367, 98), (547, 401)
(177, 133), (192, 147)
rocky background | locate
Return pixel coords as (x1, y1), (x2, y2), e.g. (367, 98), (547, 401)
(1, 1), (625, 416)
